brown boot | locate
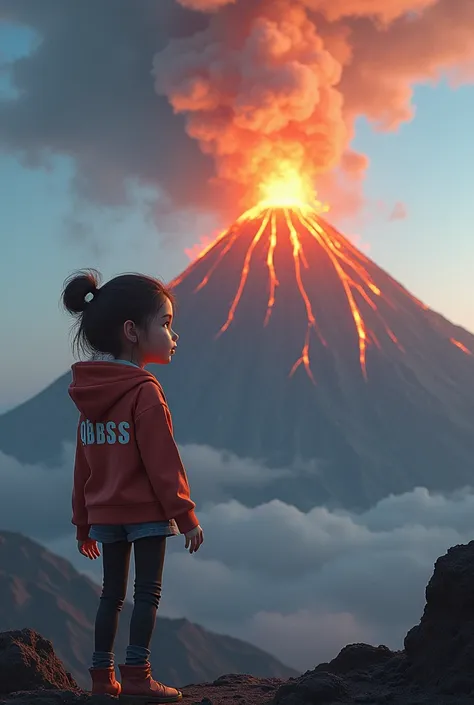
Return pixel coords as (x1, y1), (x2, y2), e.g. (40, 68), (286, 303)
(89, 666), (121, 696)
(118, 664), (182, 703)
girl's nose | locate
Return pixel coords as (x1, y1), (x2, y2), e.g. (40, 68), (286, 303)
(172, 330), (179, 342)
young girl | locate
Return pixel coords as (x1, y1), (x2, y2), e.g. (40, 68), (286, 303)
(62, 269), (204, 703)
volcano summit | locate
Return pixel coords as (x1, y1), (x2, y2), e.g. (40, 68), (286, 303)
(1, 203), (474, 509)
(177, 202), (424, 383)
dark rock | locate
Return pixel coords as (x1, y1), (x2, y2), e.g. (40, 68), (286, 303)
(404, 540), (474, 695)
(314, 644), (396, 676)
(181, 676), (285, 705)
(0, 629), (78, 695)
(273, 671), (351, 704)
(0, 693), (112, 705)
(376, 652), (410, 688)
(213, 674), (262, 687)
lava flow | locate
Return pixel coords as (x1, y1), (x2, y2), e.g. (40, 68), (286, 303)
(174, 176), (472, 383)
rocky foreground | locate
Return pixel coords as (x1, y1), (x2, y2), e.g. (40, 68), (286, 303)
(3, 541), (474, 704)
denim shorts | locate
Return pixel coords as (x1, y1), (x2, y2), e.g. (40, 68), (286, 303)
(89, 520), (179, 544)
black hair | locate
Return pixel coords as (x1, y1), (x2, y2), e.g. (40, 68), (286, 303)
(61, 268), (175, 358)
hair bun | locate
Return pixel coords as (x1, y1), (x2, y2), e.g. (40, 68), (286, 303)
(62, 269), (101, 315)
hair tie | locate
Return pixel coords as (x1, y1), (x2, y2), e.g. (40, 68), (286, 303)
(84, 291), (95, 304)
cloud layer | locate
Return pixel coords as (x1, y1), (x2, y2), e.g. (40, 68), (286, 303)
(1, 445), (473, 671)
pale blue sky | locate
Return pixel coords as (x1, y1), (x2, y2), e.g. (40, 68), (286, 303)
(1, 20), (473, 413)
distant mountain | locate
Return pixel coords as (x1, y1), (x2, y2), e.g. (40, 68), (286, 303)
(2, 207), (474, 509)
(0, 530), (297, 689)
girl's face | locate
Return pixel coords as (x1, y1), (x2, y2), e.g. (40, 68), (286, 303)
(141, 297), (179, 365)
(124, 297), (179, 366)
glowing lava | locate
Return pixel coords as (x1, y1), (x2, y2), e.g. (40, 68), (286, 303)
(450, 338), (472, 356)
(175, 181), (472, 382)
(226, 201), (395, 382)
(257, 167), (328, 213)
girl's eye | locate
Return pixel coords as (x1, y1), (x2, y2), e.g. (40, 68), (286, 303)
(164, 322), (170, 328)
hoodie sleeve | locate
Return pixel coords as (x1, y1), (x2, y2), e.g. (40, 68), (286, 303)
(72, 432), (92, 541)
(135, 402), (198, 535)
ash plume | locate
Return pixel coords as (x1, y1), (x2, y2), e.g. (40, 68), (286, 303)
(177, 0), (439, 20)
(154, 1), (348, 204)
(0, 0), (473, 218)
(159, 0), (474, 209)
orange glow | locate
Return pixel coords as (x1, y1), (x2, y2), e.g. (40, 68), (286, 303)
(259, 169), (310, 208)
(255, 169), (329, 213)
(185, 228), (229, 263)
(184, 236), (214, 262)
(450, 338), (472, 355)
(179, 198), (433, 383)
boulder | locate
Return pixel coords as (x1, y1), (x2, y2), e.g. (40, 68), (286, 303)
(404, 540), (474, 695)
(0, 629), (78, 695)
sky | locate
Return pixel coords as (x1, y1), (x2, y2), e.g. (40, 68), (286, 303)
(1, 6), (474, 414)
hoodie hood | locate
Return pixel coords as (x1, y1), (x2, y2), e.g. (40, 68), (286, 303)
(69, 362), (158, 420)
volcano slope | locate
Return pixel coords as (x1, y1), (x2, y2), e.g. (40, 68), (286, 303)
(1, 206), (474, 510)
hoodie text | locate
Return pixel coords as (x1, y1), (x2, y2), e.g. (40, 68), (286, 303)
(80, 420), (130, 446)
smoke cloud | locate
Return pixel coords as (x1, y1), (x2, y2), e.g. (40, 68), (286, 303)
(389, 202), (408, 221)
(157, 0), (474, 209)
(1, 0), (473, 217)
(154, 1), (351, 203)
(177, 0), (438, 20)
(178, 0), (236, 9)
(302, 0), (439, 23)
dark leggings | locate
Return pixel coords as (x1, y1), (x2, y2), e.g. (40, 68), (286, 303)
(94, 536), (166, 653)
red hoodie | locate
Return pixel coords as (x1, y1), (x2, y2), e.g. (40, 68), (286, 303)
(68, 362), (198, 541)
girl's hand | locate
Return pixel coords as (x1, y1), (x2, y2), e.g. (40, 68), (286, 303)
(77, 539), (101, 560)
(184, 525), (204, 554)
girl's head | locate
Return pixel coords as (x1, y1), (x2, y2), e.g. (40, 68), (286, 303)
(62, 269), (178, 366)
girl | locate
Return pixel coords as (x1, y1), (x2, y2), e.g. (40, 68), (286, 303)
(62, 269), (204, 703)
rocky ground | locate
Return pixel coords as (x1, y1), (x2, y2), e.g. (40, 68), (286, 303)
(3, 541), (474, 704)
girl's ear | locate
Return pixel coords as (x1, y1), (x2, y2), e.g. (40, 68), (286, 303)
(123, 320), (138, 343)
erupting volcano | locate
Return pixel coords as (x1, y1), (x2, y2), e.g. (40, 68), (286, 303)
(2, 182), (474, 511)
(153, 179), (474, 509)
(174, 178), (472, 386)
